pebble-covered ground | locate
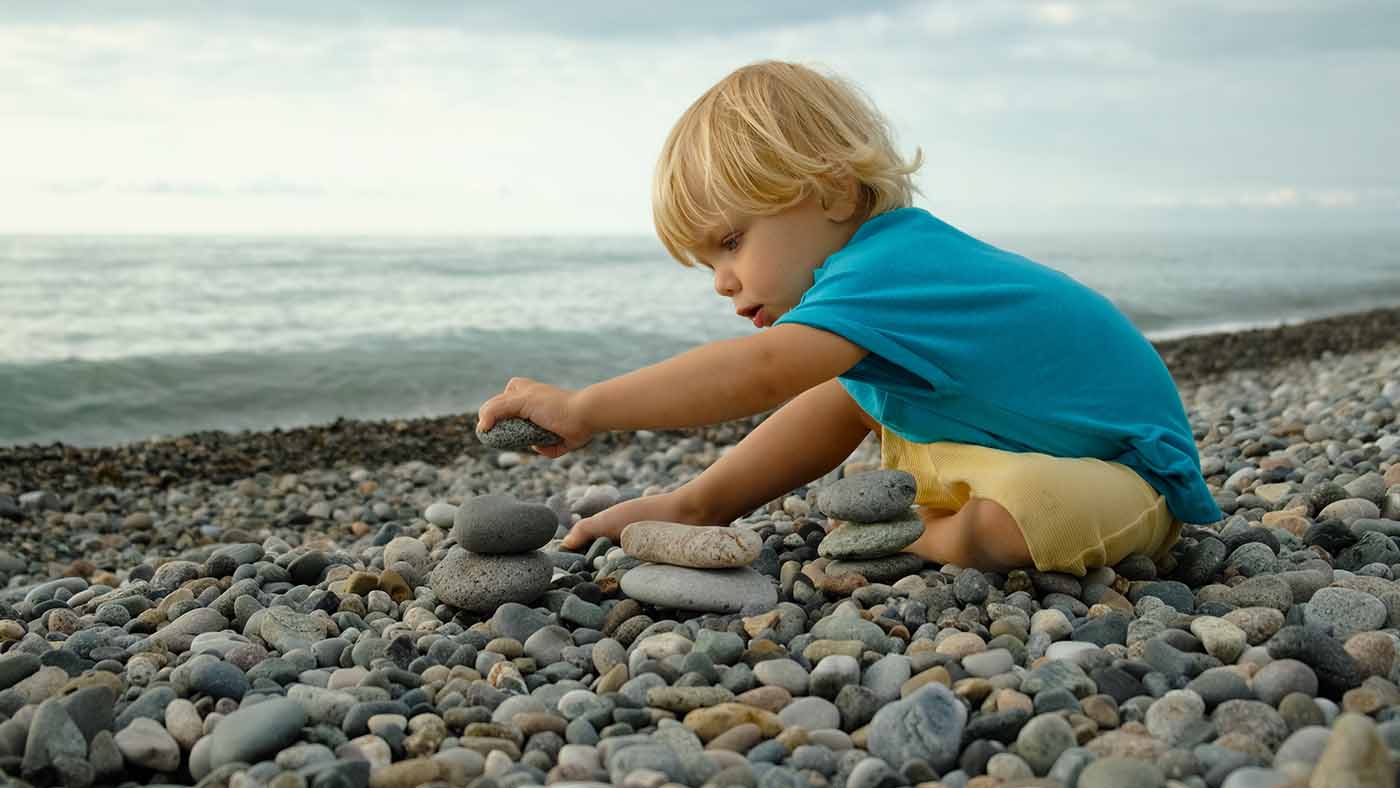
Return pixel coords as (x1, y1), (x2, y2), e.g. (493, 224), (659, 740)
(0, 311), (1398, 788)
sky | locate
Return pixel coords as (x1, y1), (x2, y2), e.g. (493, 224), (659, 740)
(2, 1), (1397, 235)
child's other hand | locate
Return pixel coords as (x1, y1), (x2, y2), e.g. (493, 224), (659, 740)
(477, 377), (592, 458)
(561, 490), (704, 551)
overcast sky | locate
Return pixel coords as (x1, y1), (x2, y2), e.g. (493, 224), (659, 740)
(2, 1), (1397, 235)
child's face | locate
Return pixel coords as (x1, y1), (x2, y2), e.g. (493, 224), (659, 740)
(695, 191), (864, 329)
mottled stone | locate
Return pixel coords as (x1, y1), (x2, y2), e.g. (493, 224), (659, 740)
(476, 418), (561, 450)
(867, 684), (966, 773)
(819, 514), (924, 560)
(430, 548), (552, 612)
(621, 522), (761, 568)
(816, 470), (917, 523)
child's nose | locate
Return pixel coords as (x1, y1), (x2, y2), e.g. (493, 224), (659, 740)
(713, 268), (740, 297)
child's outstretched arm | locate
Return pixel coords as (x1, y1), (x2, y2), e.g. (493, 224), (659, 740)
(477, 324), (866, 456)
(561, 377), (875, 549)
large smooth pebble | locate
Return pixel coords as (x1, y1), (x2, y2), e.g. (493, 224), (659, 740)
(207, 698), (307, 771)
(621, 522), (761, 568)
(817, 469), (917, 523)
(818, 513), (924, 560)
(620, 564), (777, 613)
(430, 548), (552, 612)
(453, 494), (557, 555)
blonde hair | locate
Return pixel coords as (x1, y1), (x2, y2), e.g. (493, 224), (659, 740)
(653, 60), (923, 267)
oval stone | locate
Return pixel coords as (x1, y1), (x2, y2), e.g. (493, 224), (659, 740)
(453, 494), (557, 554)
(259, 606), (327, 653)
(818, 514), (924, 560)
(817, 469), (917, 523)
(476, 418), (561, 450)
(619, 564), (777, 613)
(206, 698), (307, 771)
(621, 522), (761, 568)
(430, 548), (552, 612)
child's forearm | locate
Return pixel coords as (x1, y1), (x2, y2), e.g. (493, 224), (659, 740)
(576, 324), (867, 434)
(577, 336), (795, 432)
(675, 378), (874, 524)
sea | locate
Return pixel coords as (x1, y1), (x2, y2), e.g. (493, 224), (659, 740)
(3, 231), (1399, 448)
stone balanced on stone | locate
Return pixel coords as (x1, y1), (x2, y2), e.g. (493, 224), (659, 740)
(476, 417), (562, 450)
(429, 494), (557, 612)
(817, 469), (927, 582)
(618, 521), (778, 613)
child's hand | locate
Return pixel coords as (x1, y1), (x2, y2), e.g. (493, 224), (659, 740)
(561, 490), (705, 551)
(477, 377), (592, 458)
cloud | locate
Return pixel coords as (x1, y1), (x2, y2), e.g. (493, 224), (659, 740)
(1140, 186), (1397, 210)
(40, 177), (326, 197)
(0, 0), (926, 38)
(1, 1), (1396, 233)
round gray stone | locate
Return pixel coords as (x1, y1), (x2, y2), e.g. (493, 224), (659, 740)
(452, 494), (557, 554)
(430, 548), (552, 612)
(818, 513), (924, 560)
(1303, 587), (1388, 638)
(1145, 690), (1206, 746)
(1252, 659), (1318, 706)
(1015, 713), (1077, 775)
(188, 660), (250, 700)
(779, 696), (841, 731)
(423, 501), (457, 528)
(817, 469), (917, 523)
(868, 684), (966, 773)
(619, 563), (777, 614)
(207, 697), (307, 771)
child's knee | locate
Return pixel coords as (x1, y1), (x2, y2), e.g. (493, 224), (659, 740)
(961, 498), (1034, 569)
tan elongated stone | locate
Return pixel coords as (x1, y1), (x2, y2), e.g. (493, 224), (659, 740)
(621, 521), (761, 568)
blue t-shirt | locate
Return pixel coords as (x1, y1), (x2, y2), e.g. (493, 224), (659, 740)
(774, 207), (1223, 525)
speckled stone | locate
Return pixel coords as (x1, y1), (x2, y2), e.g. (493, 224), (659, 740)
(816, 469), (917, 523)
(476, 418), (561, 450)
(430, 548), (552, 612)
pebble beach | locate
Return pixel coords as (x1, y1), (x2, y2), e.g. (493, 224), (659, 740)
(2, 306), (1400, 788)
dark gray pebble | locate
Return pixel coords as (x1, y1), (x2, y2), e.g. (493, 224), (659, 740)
(817, 469), (917, 523)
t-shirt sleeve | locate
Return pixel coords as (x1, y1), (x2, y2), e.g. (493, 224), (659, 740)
(773, 254), (962, 397)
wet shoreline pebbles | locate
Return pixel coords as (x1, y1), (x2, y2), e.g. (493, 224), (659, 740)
(0, 317), (1395, 786)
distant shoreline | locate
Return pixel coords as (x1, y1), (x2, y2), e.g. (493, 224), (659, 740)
(1, 304), (1398, 496)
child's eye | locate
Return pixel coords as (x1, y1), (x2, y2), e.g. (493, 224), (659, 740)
(720, 233), (742, 252)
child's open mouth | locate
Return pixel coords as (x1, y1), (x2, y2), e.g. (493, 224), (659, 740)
(738, 303), (769, 328)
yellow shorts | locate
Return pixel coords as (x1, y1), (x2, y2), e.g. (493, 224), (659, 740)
(881, 429), (1182, 576)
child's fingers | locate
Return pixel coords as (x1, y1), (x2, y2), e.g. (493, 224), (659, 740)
(560, 519), (594, 550)
(476, 392), (520, 432)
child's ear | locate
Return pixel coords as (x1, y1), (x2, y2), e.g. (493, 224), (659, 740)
(820, 176), (863, 223)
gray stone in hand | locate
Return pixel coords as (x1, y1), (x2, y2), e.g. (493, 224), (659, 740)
(817, 469), (917, 523)
(477, 418), (562, 450)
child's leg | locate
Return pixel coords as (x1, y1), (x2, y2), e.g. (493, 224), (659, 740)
(883, 436), (1179, 576)
(902, 499), (1034, 572)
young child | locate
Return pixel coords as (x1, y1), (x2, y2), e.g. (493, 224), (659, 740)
(477, 60), (1222, 576)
